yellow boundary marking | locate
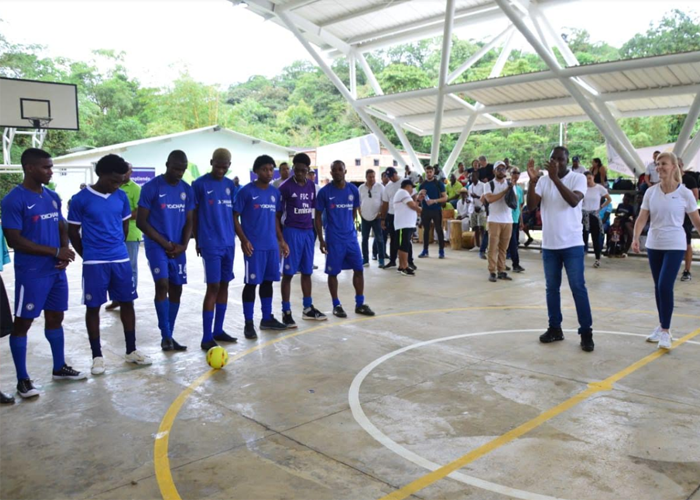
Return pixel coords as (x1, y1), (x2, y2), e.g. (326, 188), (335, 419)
(154, 307), (700, 500)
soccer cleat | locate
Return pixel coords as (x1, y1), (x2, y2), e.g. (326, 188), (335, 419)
(200, 339), (219, 351)
(52, 364), (87, 381)
(244, 321), (258, 339)
(539, 328), (564, 343)
(125, 350), (153, 365)
(418, 251), (429, 258)
(657, 331), (673, 350)
(680, 270), (691, 282)
(355, 304), (375, 316)
(580, 331), (595, 352)
(213, 332), (238, 343)
(91, 356), (106, 375)
(163, 338), (188, 351)
(0, 391), (15, 404)
(333, 305), (347, 318)
(381, 262), (397, 269)
(260, 316), (287, 331)
(593, 260), (600, 268)
(498, 272), (512, 281)
(513, 265), (525, 273)
(488, 273), (497, 282)
(302, 306), (327, 321)
(282, 311), (298, 329)
(646, 326), (662, 343)
(400, 268), (415, 277)
(17, 379), (39, 398)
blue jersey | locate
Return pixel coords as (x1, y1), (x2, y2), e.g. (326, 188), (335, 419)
(316, 182), (360, 241)
(192, 173), (235, 249)
(67, 186), (131, 262)
(138, 175), (195, 250)
(1, 185), (64, 277)
(234, 182), (281, 250)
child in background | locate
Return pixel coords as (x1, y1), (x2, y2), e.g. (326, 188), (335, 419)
(607, 217), (625, 257)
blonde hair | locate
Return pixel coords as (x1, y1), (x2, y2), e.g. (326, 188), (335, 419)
(655, 152), (682, 184)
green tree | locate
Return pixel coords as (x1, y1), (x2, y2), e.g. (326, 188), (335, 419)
(620, 9), (700, 58)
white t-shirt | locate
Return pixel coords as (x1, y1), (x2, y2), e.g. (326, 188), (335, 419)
(484, 179), (515, 223)
(645, 162), (660, 184)
(535, 172), (588, 250)
(641, 184), (698, 250)
(359, 182), (384, 221)
(571, 165), (587, 175)
(469, 182), (485, 209)
(582, 184), (608, 211)
(456, 198), (473, 219)
(382, 179), (402, 215)
(393, 189), (417, 229)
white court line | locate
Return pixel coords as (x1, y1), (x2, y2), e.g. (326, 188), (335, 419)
(349, 329), (700, 500)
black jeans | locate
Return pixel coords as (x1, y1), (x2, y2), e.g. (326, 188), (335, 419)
(583, 215), (602, 260)
(361, 217), (385, 263)
(508, 222), (520, 267)
(422, 210), (444, 252)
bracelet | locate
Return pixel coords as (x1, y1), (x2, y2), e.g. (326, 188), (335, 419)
(55, 247), (60, 258)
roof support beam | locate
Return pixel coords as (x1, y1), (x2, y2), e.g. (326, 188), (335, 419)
(275, 9), (409, 169)
(446, 25), (514, 84)
(355, 52), (383, 96)
(348, 54), (357, 99)
(318, 0), (411, 28)
(495, 0), (646, 175)
(673, 91), (700, 158)
(430, 0), (457, 165)
(443, 114), (478, 176)
(681, 125), (700, 166)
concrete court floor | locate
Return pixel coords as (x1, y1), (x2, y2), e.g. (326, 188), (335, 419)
(0, 241), (699, 500)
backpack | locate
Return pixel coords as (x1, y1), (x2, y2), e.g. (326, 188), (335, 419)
(490, 180), (518, 210)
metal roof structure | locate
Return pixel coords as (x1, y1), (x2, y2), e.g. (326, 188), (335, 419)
(236, 0), (700, 175)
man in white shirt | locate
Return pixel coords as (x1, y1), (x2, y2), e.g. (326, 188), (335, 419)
(405, 165), (420, 185)
(526, 146), (594, 353)
(359, 169), (385, 267)
(484, 161), (515, 282)
(380, 167), (402, 269)
(456, 188), (473, 232)
(570, 155), (586, 175)
(272, 162), (291, 188)
(393, 179), (423, 276)
(645, 151), (661, 186)
(468, 170), (488, 257)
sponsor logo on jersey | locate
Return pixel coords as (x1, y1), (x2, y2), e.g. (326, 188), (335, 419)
(32, 211), (59, 223)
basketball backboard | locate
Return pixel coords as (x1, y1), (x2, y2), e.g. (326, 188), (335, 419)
(0, 77), (79, 130)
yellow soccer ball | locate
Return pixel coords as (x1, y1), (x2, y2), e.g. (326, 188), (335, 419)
(206, 346), (229, 369)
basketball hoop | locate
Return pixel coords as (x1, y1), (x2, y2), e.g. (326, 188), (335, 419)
(25, 116), (53, 129)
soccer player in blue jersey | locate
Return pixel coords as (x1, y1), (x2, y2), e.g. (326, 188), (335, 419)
(136, 150), (194, 352)
(316, 160), (375, 318)
(1, 148), (85, 398)
(68, 154), (152, 375)
(277, 153), (327, 327)
(234, 155), (289, 339)
(192, 148), (238, 350)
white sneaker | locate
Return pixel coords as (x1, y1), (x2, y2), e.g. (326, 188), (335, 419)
(91, 356), (105, 375)
(646, 326), (662, 343)
(125, 350), (152, 365)
(657, 331), (673, 350)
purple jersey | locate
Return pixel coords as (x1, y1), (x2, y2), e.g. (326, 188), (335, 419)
(278, 179), (316, 230)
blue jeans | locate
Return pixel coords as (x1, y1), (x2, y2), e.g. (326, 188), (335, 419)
(647, 249), (685, 329)
(125, 241), (140, 290)
(480, 230), (489, 255)
(508, 222), (520, 266)
(361, 217), (385, 264)
(542, 246), (592, 333)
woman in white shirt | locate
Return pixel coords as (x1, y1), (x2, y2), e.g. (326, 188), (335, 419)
(581, 172), (612, 268)
(632, 152), (700, 350)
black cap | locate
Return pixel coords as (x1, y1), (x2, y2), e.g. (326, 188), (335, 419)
(572, 155), (580, 162)
(401, 179), (415, 188)
(385, 167), (398, 177)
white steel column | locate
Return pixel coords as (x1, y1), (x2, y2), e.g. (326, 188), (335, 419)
(447, 26), (514, 84)
(393, 125), (424, 171)
(2, 128), (15, 165)
(496, 0), (647, 175)
(275, 10), (409, 169)
(443, 114), (478, 175)
(356, 52), (384, 96)
(681, 126), (700, 165)
(348, 54), (357, 99)
(430, 0), (457, 165)
(673, 92), (700, 157)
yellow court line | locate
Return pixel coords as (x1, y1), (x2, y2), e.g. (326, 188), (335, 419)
(154, 306), (700, 500)
(377, 327), (700, 500)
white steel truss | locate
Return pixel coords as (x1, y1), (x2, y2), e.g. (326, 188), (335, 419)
(239, 0), (700, 175)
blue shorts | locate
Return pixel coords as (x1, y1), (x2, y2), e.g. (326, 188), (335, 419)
(145, 246), (187, 285)
(201, 246), (234, 284)
(325, 238), (363, 275)
(83, 262), (138, 308)
(14, 272), (68, 319)
(244, 248), (281, 285)
(282, 227), (314, 276)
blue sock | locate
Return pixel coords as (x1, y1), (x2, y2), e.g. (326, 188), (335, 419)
(44, 328), (65, 372)
(303, 296), (312, 309)
(90, 338), (103, 359)
(169, 302), (180, 337)
(282, 301), (291, 313)
(154, 300), (170, 339)
(243, 301), (255, 322)
(214, 303), (227, 335)
(202, 310), (214, 343)
(9, 336), (29, 381)
(261, 297), (272, 320)
(355, 294), (365, 307)
(124, 331), (136, 354)
(332, 298), (341, 308)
